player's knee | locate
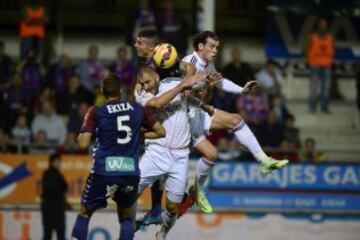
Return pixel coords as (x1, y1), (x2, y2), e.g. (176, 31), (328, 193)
(229, 114), (243, 128)
(79, 204), (93, 218)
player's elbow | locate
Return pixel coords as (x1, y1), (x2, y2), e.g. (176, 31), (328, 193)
(147, 99), (162, 109)
(157, 126), (166, 138)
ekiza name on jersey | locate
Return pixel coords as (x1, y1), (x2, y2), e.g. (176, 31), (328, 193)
(106, 102), (134, 114)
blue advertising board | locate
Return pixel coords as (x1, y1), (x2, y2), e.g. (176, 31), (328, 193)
(207, 162), (360, 213)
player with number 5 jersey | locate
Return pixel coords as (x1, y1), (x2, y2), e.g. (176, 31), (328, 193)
(71, 73), (165, 240)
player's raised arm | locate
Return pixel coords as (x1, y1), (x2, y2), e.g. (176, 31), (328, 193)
(179, 61), (196, 77)
(77, 106), (96, 149)
(141, 107), (166, 139)
(207, 72), (261, 95)
(135, 66), (204, 109)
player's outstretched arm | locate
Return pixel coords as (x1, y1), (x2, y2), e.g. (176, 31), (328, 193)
(144, 122), (166, 139)
(179, 61), (196, 77)
(145, 73), (204, 109)
(207, 72), (261, 95)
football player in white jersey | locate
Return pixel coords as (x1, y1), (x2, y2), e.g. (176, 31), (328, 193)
(180, 31), (289, 214)
(134, 66), (204, 240)
(133, 29), (288, 222)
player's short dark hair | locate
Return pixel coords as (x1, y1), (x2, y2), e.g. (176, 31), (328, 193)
(192, 31), (219, 51)
(102, 73), (121, 98)
(137, 29), (161, 46)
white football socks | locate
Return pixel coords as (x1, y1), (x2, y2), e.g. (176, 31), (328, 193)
(195, 157), (214, 188)
(233, 120), (268, 163)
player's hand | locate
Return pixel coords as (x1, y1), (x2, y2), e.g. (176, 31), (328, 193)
(207, 72), (222, 87)
(242, 80), (261, 94)
(180, 72), (206, 90)
(134, 83), (142, 94)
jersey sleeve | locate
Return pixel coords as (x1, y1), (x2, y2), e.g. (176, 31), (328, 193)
(218, 78), (244, 94)
(81, 106), (96, 133)
(141, 107), (157, 130)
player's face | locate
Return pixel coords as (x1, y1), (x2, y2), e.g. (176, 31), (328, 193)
(134, 37), (155, 58)
(200, 37), (220, 62)
(138, 72), (159, 94)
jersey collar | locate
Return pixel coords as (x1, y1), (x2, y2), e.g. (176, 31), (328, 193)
(193, 51), (208, 69)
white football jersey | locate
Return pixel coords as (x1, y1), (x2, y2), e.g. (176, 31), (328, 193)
(135, 77), (191, 149)
(182, 51), (217, 75)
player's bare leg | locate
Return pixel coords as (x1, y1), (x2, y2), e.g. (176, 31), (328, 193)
(210, 109), (289, 174)
(156, 198), (180, 240)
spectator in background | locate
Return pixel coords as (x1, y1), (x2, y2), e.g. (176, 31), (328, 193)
(1, 72), (29, 132)
(158, 0), (189, 57)
(272, 138), (299, 162)
(4, 72), (29, 113)
(67, 102), (88, 134)
(33, 86), (56, 114)
(41, 153), (68, 240)
(59, 132), (80, 154)
(32, 100), (67, 145)
(109, 47), (136, 101)
(282, 115), (301, 148)
(57, 75), (94, 117)
(270, 94), (291, 124)
(305, 18), (334, 113)
(48, 54), (75, 94)
(16, 48), (46, 104)
(236, 90), (269, 130)
(0, 84), (10, 131)
(125, 0), (159, 49)
(0, 128), (10, 153)
(11, 114), (31, 145)
(78, 45), (105, 93)
(222, 48), (255, 87)
(258, 111), (284, 148)
(212, 88), (237, 113)
(19, 0), (48, 61)
(0, 40), (12, 85)
(299, 137), (326, 162)
(256, 60), (283, 96)
(29, 129), (55, 154)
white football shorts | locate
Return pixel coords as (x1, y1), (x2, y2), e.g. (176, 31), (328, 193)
(138, 144), (190, 203)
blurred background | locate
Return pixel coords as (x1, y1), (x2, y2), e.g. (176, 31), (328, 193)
(0, 0), (359, 239)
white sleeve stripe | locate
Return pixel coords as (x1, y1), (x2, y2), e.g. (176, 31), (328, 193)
(190, 56), (197, 65)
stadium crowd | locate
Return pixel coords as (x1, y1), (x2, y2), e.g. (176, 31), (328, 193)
(0, 0), (328, 162)
(0, 39), (323, 162)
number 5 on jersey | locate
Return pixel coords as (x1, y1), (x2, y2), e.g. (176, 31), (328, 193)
(117, 115), (132, 144)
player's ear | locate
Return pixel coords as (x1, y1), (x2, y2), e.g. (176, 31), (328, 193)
(198, 43), (205, 51)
